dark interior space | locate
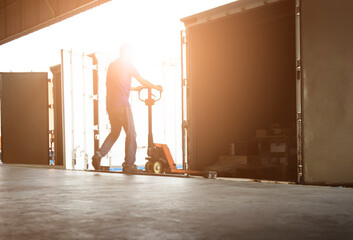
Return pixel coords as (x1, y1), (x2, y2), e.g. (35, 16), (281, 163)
(188, 0), (297, 180)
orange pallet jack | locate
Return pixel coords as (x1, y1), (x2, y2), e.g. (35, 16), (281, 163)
(137, 87), (217, 179)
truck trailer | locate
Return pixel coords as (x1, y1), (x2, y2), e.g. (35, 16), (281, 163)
(180, 0), (353, 185)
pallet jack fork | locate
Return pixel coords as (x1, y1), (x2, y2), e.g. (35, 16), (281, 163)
(137, 87), (217, 179)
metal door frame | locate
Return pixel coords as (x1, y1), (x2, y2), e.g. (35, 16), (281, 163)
(181, 30), (188, 170)
(295, 0), (303, 183)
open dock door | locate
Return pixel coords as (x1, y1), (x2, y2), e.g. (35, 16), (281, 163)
(1, 72), (49, 165)
(181, 0), (297, 181)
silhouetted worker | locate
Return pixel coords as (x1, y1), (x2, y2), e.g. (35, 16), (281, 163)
(92, 44), (162, 173)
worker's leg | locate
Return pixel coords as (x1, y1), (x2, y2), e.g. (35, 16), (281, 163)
(121, 106), (137, 169)
(92, 107), (123, 169)
(97, 108), (123, 156)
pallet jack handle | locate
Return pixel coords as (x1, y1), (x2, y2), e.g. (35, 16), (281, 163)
(136, 86), (162, 148)
(137, 86), (162, 104)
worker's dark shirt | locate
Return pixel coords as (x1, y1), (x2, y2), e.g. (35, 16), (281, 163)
(106, 58), (140, 109)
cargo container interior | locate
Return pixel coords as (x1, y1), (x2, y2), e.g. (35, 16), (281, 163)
(188, 0), (297, 180)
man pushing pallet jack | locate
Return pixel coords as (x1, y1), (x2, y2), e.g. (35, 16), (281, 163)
(91, 44), (216, 179)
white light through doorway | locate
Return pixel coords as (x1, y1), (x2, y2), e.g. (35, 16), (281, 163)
(0, 0), (235, 167)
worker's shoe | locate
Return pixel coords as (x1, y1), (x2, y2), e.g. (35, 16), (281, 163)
(123, 164), (142, 173)
(91, 154), (101, 171)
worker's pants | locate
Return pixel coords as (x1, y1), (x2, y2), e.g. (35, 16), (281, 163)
(96, 106), (137, 166)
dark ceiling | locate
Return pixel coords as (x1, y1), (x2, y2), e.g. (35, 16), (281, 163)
(0, 0), (111, 46)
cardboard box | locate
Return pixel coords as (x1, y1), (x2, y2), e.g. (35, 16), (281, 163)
(270, 143), (287, 152)
(219, 155), (256, 165)
(271, 128), (295, 136)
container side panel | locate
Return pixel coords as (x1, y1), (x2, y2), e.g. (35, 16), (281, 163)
(1, 72), (49, 165)
(50, 65), (64, 166)
(301, 0), (353, 184)
(61, 50), (94, 170)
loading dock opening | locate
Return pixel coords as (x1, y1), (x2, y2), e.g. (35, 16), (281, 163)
(2, 0), (352, 185)
(182, 0), (297, 181)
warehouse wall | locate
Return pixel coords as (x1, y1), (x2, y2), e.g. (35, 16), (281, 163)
(0, 0), (111, 45)
(301, 0), (353, 184)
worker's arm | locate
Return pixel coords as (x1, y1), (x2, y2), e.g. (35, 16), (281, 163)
(130, 86), (144, 91)
(134, 75), (163, 92)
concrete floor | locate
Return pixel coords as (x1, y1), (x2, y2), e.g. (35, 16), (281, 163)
(0, 165), (352, 240)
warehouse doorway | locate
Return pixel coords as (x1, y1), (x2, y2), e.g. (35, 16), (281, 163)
(182, 0), (298, 181)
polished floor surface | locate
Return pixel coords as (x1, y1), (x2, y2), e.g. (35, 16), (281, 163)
(0, 164), (352, 240)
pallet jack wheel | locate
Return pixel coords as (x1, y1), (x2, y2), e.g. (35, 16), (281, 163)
(153, 161), (163, 174)
(145, 161), (153, 173)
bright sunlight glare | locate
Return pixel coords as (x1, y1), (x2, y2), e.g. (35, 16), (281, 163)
(0, 0), (235, 166)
